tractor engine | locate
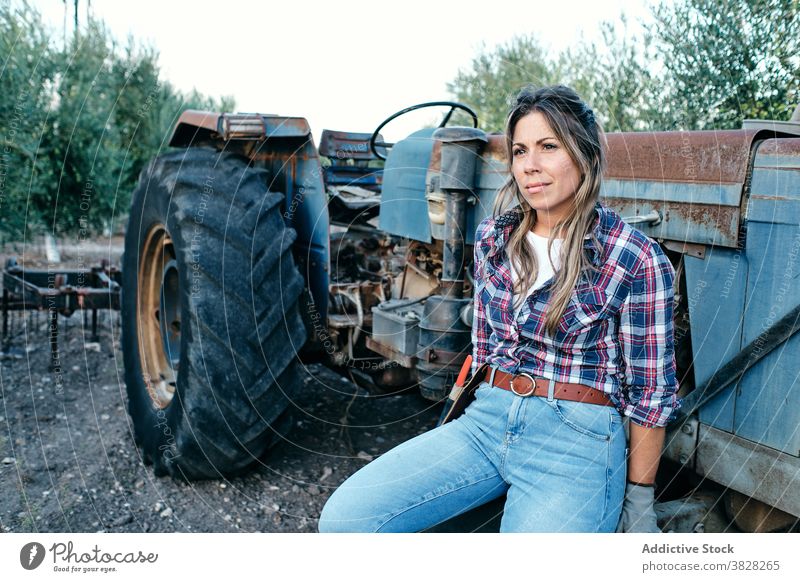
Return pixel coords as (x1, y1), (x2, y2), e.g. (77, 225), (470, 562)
(366, 127), (488, 399)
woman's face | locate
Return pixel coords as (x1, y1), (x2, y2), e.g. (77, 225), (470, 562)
(511, 111), (582, 229)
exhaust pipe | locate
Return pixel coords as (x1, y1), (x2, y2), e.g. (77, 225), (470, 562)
(415, 127), (487, 400)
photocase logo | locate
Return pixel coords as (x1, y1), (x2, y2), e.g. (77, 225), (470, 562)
(19, 542), (46, 570)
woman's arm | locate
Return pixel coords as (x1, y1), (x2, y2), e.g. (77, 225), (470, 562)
(616, 242), (679, 532)
(618, 241), (680, 431)
(627, 423), (665, 485)
(619, 422), (665, 532)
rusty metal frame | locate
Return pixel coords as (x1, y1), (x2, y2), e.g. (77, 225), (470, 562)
(2, 262), (121, 363)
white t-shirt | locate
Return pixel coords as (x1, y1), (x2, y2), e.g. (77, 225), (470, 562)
(510, 231), (562, 318)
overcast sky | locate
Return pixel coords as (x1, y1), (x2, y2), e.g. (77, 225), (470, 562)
(35, 0), (652, 142)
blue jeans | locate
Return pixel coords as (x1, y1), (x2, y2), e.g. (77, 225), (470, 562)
(318, 374), (628, 532)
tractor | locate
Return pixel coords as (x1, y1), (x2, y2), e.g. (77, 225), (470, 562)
(121, 100), (800, 532)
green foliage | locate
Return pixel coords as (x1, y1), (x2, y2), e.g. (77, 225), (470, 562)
(447, 35), (564, 132)
(448, 28), (657, 133)
(650, 0), (800, 129)
(447, 0), (800, 133)
(0, 2), (55, 238)
(36, 20), (123, 234)
(0, 3), (234, 240)
(559, 19), (661, 132)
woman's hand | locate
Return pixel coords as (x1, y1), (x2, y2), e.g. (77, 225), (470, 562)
(617, 483), (660, 532)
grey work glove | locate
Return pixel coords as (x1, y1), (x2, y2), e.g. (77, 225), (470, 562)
(616, 483), (661, 533)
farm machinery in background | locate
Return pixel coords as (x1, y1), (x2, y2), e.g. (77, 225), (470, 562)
(119, 100), (800, 532)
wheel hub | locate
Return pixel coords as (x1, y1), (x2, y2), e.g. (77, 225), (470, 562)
(137, 224), (181, 408)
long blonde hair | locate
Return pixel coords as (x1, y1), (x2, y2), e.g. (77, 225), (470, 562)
(494, 85), (605, 335)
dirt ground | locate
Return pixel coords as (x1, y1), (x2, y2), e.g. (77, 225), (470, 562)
(0, 241), (444, 533)
(0, 311), (444, 533)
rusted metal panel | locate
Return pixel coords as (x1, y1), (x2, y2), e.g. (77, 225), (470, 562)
(451, 132), (507, 192)
(173, 109), (221, 134)
(262, 116), (311, 139)
(473, 134), (507, 228)
(662, 240), (706, 259)
(445, 131), (758, 247)
(169, 111), (312, 147)
(472, 130), (758, 183)
(603, 195), (741, 246)
(735, 210), (800, 455)
(168, 109), (222, 147)
(604, 130), (758, 184)
(742, 118), (800, 137)
(601, 131), (759, 247)
(752, 137), (800, 168)
(695, 424), (800, 518)
(685, 136), (800, 454)
(319, 130), (380, 160)
(221, 114), (266, 140)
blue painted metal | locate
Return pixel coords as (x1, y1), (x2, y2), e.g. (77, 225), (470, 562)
(467, 150), (505, 245)
(684, 249), (747, 432)
(603, 178), (742, 205)
(601, 179), (742, 247)
(378, 128), (437, 242)
(598, 130), (758, 249)
(323, 167), (382, 188)
(737, 220), (800, 455)
(679, 137), (800, 457)
(732, 138), (800, 456)
(426, 136), (504, 245)
(256, 118), (330, 320)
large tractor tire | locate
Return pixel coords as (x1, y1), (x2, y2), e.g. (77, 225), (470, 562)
(121, 147), (308, 480)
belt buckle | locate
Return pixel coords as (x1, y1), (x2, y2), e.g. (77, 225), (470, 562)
(510, 373), (536, 397)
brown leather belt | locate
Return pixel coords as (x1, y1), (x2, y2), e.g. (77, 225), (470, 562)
(485, 368), (614, 407)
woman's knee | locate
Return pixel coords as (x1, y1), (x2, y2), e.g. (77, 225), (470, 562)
(318, 484), (384, 533)
(318, 424), (475, 532)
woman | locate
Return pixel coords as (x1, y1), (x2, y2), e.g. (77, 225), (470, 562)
(318, 85), (680, 533)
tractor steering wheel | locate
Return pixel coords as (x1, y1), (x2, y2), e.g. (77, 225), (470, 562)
(369, 101), (478, 161)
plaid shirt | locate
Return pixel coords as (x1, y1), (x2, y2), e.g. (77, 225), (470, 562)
(472, 202), (681, 428)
